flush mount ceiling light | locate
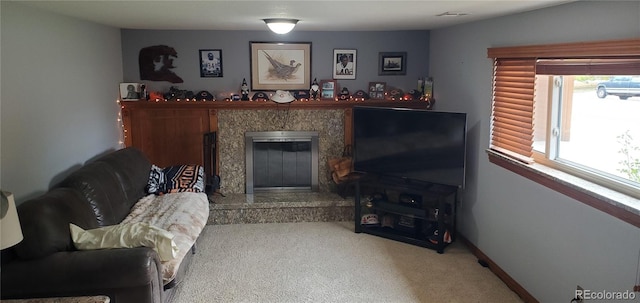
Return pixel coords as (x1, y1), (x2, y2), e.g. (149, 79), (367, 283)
(263, 18), (299, 34)
(436, 12), (470, 17)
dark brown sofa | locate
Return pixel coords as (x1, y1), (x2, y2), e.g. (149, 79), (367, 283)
(1, 147), (207, 303)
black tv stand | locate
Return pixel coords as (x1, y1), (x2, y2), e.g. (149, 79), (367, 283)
(354, 174), (458, 253)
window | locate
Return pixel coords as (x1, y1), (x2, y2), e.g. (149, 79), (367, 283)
(487, 39), (640, 226)
(533, 72), (640, 194)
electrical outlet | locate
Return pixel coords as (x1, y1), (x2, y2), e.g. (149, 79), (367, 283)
(574, 285), (584, 303)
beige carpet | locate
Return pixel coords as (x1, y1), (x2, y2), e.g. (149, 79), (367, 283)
(172, 222), (523, 303)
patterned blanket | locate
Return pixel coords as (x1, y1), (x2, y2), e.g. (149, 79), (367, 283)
(121, 192), (209, 284)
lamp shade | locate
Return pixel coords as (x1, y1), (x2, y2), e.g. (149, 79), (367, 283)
(1, 191), (23, 249)
(263, 18), (298, 34)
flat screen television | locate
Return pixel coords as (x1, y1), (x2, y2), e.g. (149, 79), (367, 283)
(352, 106), (467, 188)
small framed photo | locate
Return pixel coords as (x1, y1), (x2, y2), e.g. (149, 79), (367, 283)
(368, 82), (386, 100)
(333, 49), (356, 80)
(320, 80), (338, 99)
(378, 52), (407, 75)
(199, 49), (223, 78)
(120, 82), (142, 100)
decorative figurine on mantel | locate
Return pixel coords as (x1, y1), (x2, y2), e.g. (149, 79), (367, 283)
(140, 84), (147, 100)
(241, 78), (250, 101)
(338, 87), (351, 100)
(310, 78), (320, 100)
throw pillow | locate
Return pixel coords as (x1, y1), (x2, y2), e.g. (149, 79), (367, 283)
(69, 222), (178, 262)
(163, 164), (205, 194)
(146, 165), (165, 195)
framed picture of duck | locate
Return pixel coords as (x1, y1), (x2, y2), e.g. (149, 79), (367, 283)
(250, 41), (312, 90)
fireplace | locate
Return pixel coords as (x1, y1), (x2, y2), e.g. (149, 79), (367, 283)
(245, 131), (319, 194)
(217, 109), (344, 193)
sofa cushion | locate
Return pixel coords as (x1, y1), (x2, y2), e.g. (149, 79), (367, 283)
(57, 161), (130, 226)
(95, 147), (151, 205)
(146, 165), (165, 195)
(163, 165), (205, 194)
(13, 188), (99, 260)
(70, 222), (178, 262)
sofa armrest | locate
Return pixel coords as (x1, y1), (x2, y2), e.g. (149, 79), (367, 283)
(1, 247), (163, 302)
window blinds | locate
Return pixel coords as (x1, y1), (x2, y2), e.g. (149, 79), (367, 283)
(490, 59), (536, 164)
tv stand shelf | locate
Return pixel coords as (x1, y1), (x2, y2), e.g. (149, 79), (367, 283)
(373, 200), (428, 219)
(354, 174), (458, 253)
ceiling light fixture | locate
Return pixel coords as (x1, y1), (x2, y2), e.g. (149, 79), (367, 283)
(436, 12), (469, 17)
(263, 18), (298, 34)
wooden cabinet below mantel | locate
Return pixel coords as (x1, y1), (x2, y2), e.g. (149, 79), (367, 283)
(121, 99), (431, 172)
(122, 106), (217, 168)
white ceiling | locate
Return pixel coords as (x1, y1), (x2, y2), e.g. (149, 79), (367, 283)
(14, 0), (577, 31)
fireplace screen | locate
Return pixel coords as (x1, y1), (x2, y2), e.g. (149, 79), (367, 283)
(245, 131), (319, 193)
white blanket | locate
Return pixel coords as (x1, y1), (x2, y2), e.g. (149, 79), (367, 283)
(121, 192), (209, 284)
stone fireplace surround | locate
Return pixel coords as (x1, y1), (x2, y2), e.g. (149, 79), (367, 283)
(217, 108), (346, 194)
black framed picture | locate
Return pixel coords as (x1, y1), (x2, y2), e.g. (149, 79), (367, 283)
(333, 49), (356, 80)
(199, 49), (223, 78)
(378, 52), (407, 75)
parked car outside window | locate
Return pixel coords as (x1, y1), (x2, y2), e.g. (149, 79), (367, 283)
(596, 76), (640, 99)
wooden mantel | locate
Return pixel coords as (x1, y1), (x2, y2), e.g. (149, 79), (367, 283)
(121, 98), (432, 110)
(120, 98), (432, 172)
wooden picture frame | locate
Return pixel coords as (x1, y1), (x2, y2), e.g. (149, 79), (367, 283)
(368, 82), (386, 100)
(250, 41), (312, 90)
(320, 79), (338, 100)
(333, 49), (356, 80)
(199, 49), (223, 78)
(378, 52), (407, 75)
(120, 82), (142, 100)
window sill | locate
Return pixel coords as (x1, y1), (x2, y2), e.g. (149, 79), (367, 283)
(487, 149), (640, 228)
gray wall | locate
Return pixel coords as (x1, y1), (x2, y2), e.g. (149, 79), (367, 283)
(0, 2), (123, 201)
(120, 30), (429, 96)
(430, 1), (640, 302)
